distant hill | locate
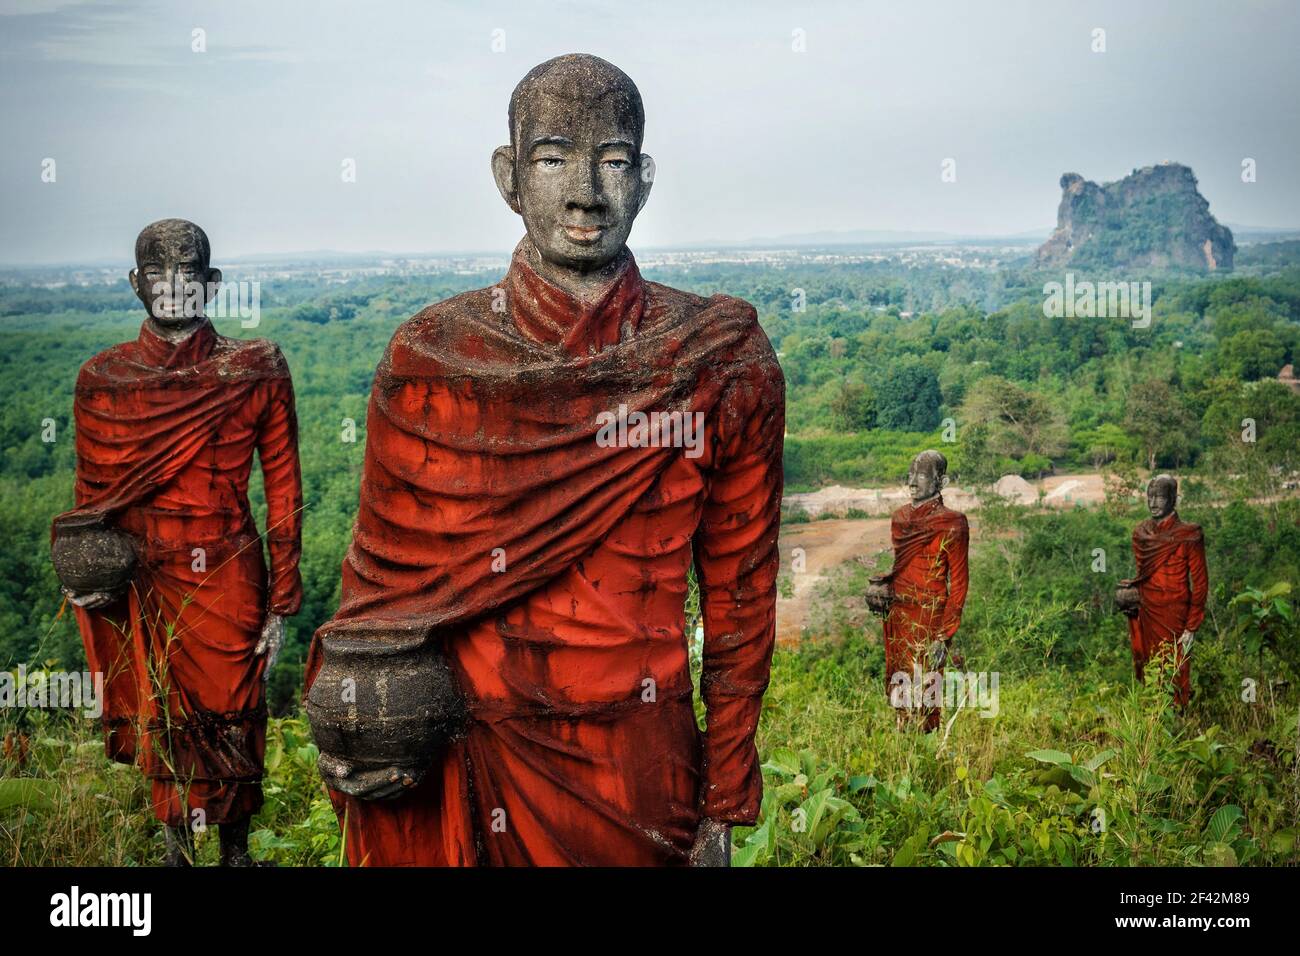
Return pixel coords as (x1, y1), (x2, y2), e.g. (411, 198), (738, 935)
(1036, 163), (1236, 271)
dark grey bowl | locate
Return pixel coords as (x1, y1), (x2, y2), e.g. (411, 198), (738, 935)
(307, 621), (466, 772)
(51, 526), (137, 594)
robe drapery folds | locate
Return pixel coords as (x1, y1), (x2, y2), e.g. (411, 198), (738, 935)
(308, 245), (785, 865)
(53, 318), (303, 825)
(877, 496), (969, 729)
(1122, 512), (1207, 707)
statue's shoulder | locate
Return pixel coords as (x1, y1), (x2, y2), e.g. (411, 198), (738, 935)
(642, 279), (715, 314)
(401, 286), (494, 336)
(212, 334), (291, 379)
(77, 340), (132, 380)
(645, 280), (777, 377)
(381, 286), (497, 377)
(644, 280), (757, 325)
(942, 504), (970, 529)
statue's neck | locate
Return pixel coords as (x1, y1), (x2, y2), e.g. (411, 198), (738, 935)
(144, 315), (206, 344)
(521, 240), (630, 302)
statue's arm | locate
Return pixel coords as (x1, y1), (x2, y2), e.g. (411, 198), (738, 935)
(692, 357), (784, 847)
(257, 373), (305, 618)
(940, 518), (970, 639)
(57, 385), (114, 609)
(1185, 535), (1208, 632)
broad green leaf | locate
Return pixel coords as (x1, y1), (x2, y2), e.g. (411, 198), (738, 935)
(1207, 805), (1244, 843)
(0, 778), (56, 813)
(1026, 749), (1072, 767)
(1084, 748), (1118, 772)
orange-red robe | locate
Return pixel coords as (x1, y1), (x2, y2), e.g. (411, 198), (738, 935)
(54, 319), (303, 825)
(878, 495), (969, 731)
(1122, 512), (1207, 708)
(307, 244), (784, 866)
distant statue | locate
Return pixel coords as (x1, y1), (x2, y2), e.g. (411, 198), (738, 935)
(51, 219), (304, 866)
(305, 54), (785, 866)
(1116, 475), (1207, 709)
(866, 451), (969, 731)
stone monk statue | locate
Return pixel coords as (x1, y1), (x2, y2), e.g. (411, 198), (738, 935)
(1116, 474), (1207, 709)
(866, 450), (969, 731)
(51, 219), (304, 866)
(305, 54), (785, 866)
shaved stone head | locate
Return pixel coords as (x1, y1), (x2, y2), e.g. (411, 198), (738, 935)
(128, 218), (220, 333)
(508, 53), (645, 155)
(135, 218), (211, 269)
(1149, 473), (1177, 496)
(907, 449), (948, 503)
(914, 450), (949, 477)
(1146, 473), (1178, 519)
(493, 54), (654, 286)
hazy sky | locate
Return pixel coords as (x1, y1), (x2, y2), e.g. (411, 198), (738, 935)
(1, 0), (1297, 264)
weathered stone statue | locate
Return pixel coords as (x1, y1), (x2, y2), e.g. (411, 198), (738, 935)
(305, 54), (785, 866)
(866, 451), (969, 731)
(51, 219), (304, 866)
(1116, 475), (1207, 708)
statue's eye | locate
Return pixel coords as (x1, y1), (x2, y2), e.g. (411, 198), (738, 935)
(536, 157), (564, 168)
(603, 159), (629, 170)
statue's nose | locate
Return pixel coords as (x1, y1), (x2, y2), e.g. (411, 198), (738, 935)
(568, 161), (602, 208)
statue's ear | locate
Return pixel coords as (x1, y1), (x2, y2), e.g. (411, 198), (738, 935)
(491, 145), (521, 214)
(940, 473), (950, 490)
(128, 267), (141, 298)
(636, 153), (655, 213)
(204, 267), (222, 303)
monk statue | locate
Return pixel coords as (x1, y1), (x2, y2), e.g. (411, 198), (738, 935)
(1116, 474), (1207, 709)
(305, 54), (785, 866)
(865, 450), (969, 731)
(50, 219), (304, 866)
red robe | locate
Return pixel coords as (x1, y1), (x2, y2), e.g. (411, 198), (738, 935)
(54, 319), (303, 825)
(1122, 512), (1207, 708)
(878, 495), (969, 731)
(307, 244), (785, 866)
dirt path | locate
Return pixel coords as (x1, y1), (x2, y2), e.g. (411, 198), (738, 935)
(774, 473), (1108, 640)
(776, 513), (987, 643)
(776, 517), (891, 642)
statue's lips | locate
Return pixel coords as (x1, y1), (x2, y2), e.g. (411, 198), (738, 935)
(563, 224), (606, 243)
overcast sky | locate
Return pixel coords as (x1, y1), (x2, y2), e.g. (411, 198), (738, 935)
(1, 0), (1297, 264)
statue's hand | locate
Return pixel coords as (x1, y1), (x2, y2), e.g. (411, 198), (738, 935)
(61, 586), (114, 610)
(688, 817), (731, 867)
(255, 613), (284, 682)
(865, 580), (893, 616)
(927, 639), (948, 669)
(1178, 629), (1195, 654)
(317, 753), (424, 801)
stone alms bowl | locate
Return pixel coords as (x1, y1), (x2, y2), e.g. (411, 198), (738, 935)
(306, 620), (467, 774)
(865, 581), (894, 616)
(1115, 585), (1141, 617)
(51, 524), (138, 595)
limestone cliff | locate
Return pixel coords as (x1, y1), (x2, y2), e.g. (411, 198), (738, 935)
(1036, 163), (1235, 271)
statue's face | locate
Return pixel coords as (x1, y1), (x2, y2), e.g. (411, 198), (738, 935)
(907, 460), (943, 503)
(1147, 482), (1176, 518)
(507, 92), (649, 273)
(130, 231), (219, 326)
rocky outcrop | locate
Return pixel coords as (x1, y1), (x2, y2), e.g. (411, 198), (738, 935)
(1036, 163), (1235, 271)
